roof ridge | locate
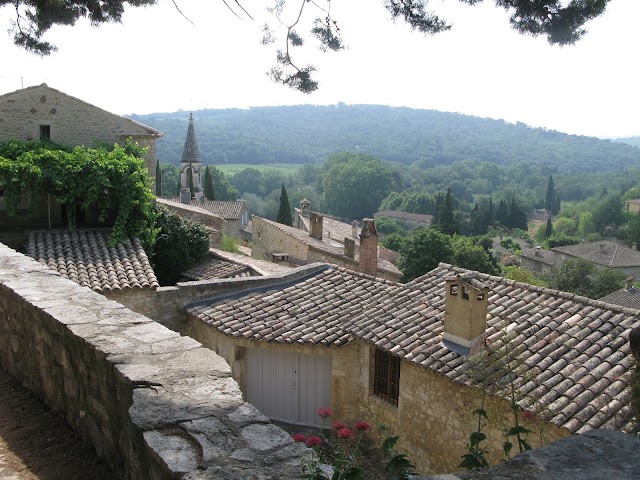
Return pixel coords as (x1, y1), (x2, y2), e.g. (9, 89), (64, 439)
(435, 262), (638, 315)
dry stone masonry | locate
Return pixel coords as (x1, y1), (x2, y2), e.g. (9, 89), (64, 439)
(0, 242), (307, 479)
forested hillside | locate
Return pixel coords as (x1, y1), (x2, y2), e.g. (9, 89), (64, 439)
(131, 105), (640, 173)
(614, 137), (640, 147)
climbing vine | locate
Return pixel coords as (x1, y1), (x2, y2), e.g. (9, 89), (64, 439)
(0, 140), (157, 248)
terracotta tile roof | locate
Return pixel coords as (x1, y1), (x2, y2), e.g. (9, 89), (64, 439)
(188, 265), (402, 347)
(296, 213), (359, 245)
(374, 210), (433, 223)
(209, 248), (292, 276)
(257, 216), (402, 277)
(521, 247), (557, 266)
(553, 241), (640, 268)
(347, 263), (640, 434)
(599, 287), (640, 310)
(164, 197), (245, 219)
(25, 229), (158, 292)
(181, 254), (253, 280)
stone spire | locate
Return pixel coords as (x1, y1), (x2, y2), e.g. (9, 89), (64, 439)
(180, 113), (203, 201)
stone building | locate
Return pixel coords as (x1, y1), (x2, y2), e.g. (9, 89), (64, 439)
(520, 246), (556, 274)
(0, 84), (162, 188)
(252, 215), (402, 281)
(624, 198), (640, 213)
(179, 113), (203, 202)
(185, 262), (639, 475)
(553, 240), (640, 278)
(374, 209), (433, 230)
(165, 198), (249, 238)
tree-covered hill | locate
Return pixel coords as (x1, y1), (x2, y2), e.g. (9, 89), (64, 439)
(131, 105), (640, 173)
(613, 137), (640, 147)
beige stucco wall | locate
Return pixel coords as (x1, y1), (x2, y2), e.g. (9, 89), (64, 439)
(185, 320), (571, 475)
(0, 84), (159, 189)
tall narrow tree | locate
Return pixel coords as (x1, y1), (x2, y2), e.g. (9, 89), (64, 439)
(544, 215), (554, 238)
(438, 188), (456, 235)
(203, 166), (215, 200)
(277, 183), (293, 226)
(545, 175), (555, 212)
(155, 159), (162, 196)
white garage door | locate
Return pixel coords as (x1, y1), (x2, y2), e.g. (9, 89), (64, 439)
(247, 348), (332, 427)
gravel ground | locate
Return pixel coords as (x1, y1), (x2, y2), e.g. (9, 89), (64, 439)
(0, 366), (117, 480)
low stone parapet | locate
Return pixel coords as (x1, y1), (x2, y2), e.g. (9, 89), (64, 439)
(0, 243), (306, 479)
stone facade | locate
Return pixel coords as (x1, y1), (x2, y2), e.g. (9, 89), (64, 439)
(0, 84), (162, 190)
(0, 242), (308, 479)
(252, 216), (402, 282)
(184, 320), (570, 475)
(155, 197), (223, 248)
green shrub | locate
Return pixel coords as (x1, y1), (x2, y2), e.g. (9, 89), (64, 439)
(151, 206), (209, 285)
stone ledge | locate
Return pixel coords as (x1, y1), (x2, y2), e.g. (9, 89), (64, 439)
(0, 242), (307, 479)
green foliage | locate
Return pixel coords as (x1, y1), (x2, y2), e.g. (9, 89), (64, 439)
(398, 228), (453, 281)
(379, 191), (435, 214)
(381, 233), (408, 253)
(593, 195), (624, 232)
(435, 188), (457, 235)
(322, 152), (397, 220)
(0, 140), (156, 247)
(135, 105), (639, 174)
(151, 206), (209, 285)
(544, 233), (580, 248)
(544, 216), (553, 239)
(544, 258), (626, 299)
(502, 266), (547, 287)
(276, 183), (293, 226)
(451, 236), (499, 275)
(459, 394), (490, 470)
(375, 217), (408, 237)
(155, 159), (162, 196)
(159, 163), (179, 197)
(221, 235), (240, 253)
(209, 166), (239, 200)
(203, 165), (215, 200)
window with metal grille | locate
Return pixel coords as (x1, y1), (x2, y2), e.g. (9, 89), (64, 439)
(373, 348), (400, 406)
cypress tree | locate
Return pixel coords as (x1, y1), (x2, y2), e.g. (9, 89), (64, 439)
(155, 159), (162, 196)
(545, 175), (555, 212)
(277, 183), (293, 226)
(204, 166), (215, 200)
(552, 192), (561, 215)
(438, 188), (456, 235)
(545, 215), (553, 238)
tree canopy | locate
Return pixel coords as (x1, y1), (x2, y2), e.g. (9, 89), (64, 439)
(5, 0), (612, 91)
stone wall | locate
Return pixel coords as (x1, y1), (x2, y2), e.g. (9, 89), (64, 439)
(0, 243), (307, 479)
(252, 216), (401, 282)
(108, 264), (327, 332)
(0, 84), (159, 187)
(186, 321), (571, 476)
(156, 198), (223, 248)
(251, 216), (309, 262)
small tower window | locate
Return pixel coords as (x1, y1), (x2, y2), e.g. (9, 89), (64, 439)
(450, 285), (458, 295)
(39, 125), (51, 140)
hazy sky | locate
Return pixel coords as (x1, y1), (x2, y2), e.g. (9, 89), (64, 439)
(1, 0), (638, 138)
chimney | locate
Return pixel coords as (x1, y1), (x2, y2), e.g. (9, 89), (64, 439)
(442, 275), (489, 357)
(344, 237), (356, 259)
(600, 243), (606, 254)
(633, 242), (638, 251)
(626, 276), (634, 290)
(300, 198), (311, 217)
(309, 212), (323, 239)
(358, 218), (378, 277)
(351, 220), (359, 238)
(534, 246), (542, 257)
(180, 187), (192, 204)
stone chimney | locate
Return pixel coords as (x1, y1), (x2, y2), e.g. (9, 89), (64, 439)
(309, 212), (323, 239)
(344, 237), (356, 259)
(180, 187), (192, 204)
(633, 242), (638, 251)
(358, 218), (378, 277)
(600, 243), (606, 254)
(442, 275), (489, 356)
(626, 276), (634, 290)
(534, 246), (542, 257)
(351, 220), (359, 238)
(300, 199), (311, 217)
